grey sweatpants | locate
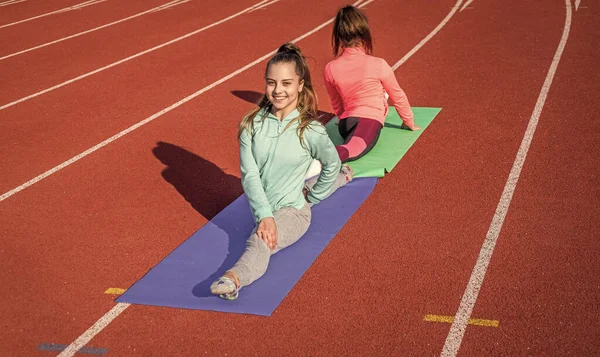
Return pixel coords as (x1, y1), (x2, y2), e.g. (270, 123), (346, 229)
(230, 169), (351, 287)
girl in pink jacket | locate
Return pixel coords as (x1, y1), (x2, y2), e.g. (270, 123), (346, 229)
(324, 5), (420, 163)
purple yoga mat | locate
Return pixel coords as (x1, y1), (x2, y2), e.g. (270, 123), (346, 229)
(116, 177), (377, 316)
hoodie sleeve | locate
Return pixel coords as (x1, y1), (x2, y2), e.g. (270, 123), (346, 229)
(380, 58), (415, 128)
(304, 123), (342, 204)
(324, 62), (345, 117)
(239, 128), (273, 222)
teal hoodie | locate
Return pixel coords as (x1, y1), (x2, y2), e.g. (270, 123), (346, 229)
(240, 108), (341, 223)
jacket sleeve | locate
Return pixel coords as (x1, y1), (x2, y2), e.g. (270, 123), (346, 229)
(380, 59), (415, 128)
(324, 63), (345, 117)
(305, 123), (342, 204)
(239, 128), (273, 222)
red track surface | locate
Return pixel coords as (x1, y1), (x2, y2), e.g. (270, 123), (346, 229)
(0, 0), (84, 24)
(1, 0), (598, 356)
(0, 0), (169, 55)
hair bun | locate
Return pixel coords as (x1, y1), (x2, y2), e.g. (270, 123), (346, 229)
(277, 43), (303, 57)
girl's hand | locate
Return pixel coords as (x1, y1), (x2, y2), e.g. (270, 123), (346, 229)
(257, 217), (277, 251)
(401, 123), (421, 131)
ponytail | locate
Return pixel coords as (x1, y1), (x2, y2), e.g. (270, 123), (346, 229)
(332, 5), (373, 57)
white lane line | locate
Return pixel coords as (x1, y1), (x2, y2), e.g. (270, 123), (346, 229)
(392, 0), (463, 70)
(440, 1), (573, 356)
(248, 0), (279, 12)
(0, 0), (105, 29)
(64, 0), (108, 11)
(460, 0), (474, 12)
(150, 0), (190, 13)
(0, 0), (186, 61)
(0, 0), (26, 6)
(575, 0), (581, 10)
(0, 0), (269, 110)
(56, 303), (130, 357)
(358, 0), (375, 7)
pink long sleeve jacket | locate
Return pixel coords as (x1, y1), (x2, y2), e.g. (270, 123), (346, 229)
(324, 47), (415, 128)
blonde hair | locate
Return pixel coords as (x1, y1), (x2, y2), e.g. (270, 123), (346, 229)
(332, 5), (373, 57)
(238, 43), (318, 146)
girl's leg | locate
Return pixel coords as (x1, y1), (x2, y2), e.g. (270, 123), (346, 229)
(336, 118), (382, 163)
(211, 203), (311, 299)
(338, 117), (360, 139)
(303, 163), (354, 204)
(304, 117), (362, 180)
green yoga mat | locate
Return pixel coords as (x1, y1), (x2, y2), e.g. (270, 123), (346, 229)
(325, 107), (442, 178)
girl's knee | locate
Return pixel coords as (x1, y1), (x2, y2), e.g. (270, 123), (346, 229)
(336, 145), (350, 162)
(247, 233), (270, 253)
(338, 138), (367, 161)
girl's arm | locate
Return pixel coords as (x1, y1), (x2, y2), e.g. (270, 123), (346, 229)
(239, 129), (274, 222)
(380, 59), (419, 130)
(324, 63), (345, 117)
(305, 124), (342, 204)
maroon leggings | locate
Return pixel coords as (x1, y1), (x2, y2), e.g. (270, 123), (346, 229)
(335, 117), (382, 163)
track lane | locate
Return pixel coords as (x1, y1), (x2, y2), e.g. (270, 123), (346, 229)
(378, 0), (571, 353)
(0, 0), (258, 104)
(0, 0), (86, 24)
(375, 0), (587, 354)
(457, 2), (600, 356)
(0, 0), (172, 58)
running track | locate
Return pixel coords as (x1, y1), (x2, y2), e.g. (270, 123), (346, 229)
(1, 0), (598, 355)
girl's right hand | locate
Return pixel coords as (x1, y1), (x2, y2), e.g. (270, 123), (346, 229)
(257, 217), (278, 251)
(401, 123), (421, 131)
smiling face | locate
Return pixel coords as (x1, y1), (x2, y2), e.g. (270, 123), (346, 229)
(265, 62), (304, 120)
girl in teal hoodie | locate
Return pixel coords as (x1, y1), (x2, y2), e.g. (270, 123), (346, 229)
(210, 43), (353, 300)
